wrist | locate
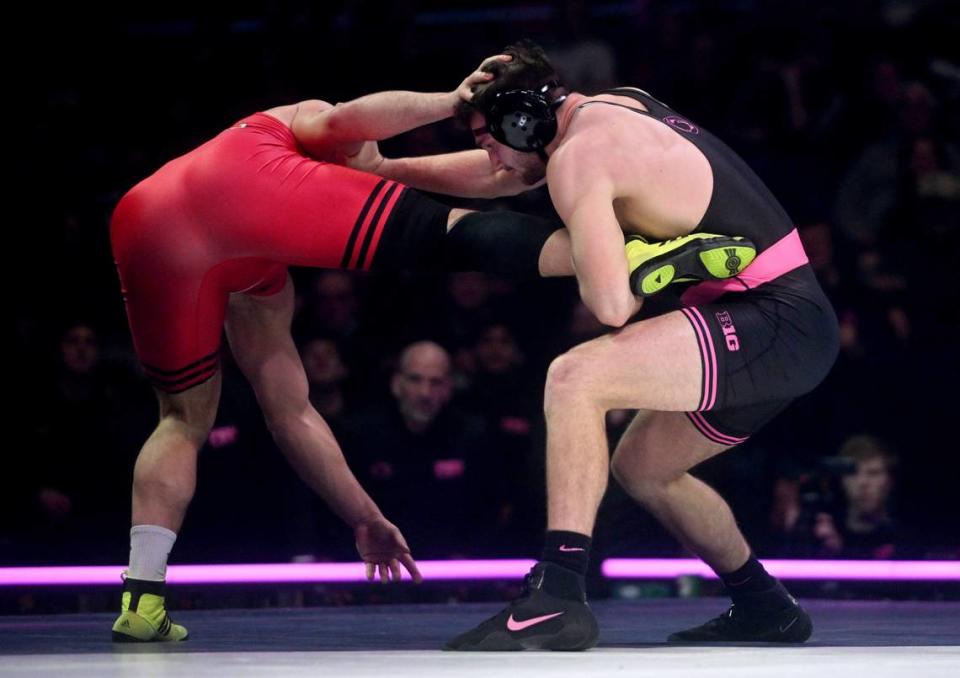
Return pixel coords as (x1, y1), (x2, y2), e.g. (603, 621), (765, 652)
(444, 90), (461, 116)
(349, 510), (384, 530)
(376, 157), (396, 179)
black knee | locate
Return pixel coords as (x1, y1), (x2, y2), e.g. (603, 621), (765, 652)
(444, 210), (563, 277)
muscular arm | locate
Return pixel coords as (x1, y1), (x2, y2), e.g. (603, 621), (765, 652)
(377, 150), (533, 199)
(292, 92), (457, 159)
(548, 141), (642, 327)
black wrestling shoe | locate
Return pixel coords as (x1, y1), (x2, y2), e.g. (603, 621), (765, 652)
(444, 562), (599, 651)
(669, 595), (812, 643)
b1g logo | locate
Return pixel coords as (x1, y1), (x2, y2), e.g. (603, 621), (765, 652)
(715, 311), (740, 351)
(663, 115), (700, 135)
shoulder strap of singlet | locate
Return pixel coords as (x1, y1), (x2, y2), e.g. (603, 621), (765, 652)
(603, 87), (674, 110)
(568, 87), (673, 127)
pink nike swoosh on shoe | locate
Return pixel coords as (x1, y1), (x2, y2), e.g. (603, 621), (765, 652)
(558, 545), (585, 552)
(506, 612), (565, 632)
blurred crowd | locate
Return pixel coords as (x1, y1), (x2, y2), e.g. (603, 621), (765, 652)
(6, 1), (958, 568)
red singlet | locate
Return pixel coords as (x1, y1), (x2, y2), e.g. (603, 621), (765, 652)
(110, 112), (408, 392)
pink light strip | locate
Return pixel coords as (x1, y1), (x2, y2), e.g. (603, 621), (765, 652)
(0, 559), (537, 586)
(1, 559), (957, 587)
(602, 558), (960, 581)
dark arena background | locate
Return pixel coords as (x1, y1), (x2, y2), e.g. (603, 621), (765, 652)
(5, 1), (959, 675)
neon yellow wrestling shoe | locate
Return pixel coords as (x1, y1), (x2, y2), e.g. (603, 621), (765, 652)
(626, 233), (757, 297)
(111, 574), (189, 642)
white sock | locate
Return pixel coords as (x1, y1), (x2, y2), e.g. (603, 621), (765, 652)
(128, 525), (177, 582)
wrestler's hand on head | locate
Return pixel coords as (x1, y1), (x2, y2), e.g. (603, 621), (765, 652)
(339, 140), (384, 174)
(355, 515), (423, 584)
(454, 54), (513, 105)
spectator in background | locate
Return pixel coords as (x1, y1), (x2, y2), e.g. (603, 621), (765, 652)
(294, 271), (385, 399)
(441, 272), (501, 347)
(23, 324), (134, 562)
(459, 322), (532, 415)
(834, 81), (952, 249)
(456, 322), (540, 549)
(302, 338), (351, 425)
(295, 272), (362, 343)
(344, 341), (493, 557)
(769, 435), (904, 559)
(896, 134), (960, 318)
(825, 435), (901, 558)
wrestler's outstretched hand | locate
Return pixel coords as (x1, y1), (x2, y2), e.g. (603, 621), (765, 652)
(455, 53), (513, 104)
(355, 516), (423, 583)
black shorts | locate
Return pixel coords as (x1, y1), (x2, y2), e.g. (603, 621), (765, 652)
(679, 284), (839, 445)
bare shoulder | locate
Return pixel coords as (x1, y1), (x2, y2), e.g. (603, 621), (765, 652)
(549, 134), (604, 189)
(548, 109), (646, 185)
(547, 133), (617, 218)
(558, 105), (672, 189)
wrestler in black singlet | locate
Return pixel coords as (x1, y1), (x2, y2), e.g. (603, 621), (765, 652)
(585, 88), (840, 444)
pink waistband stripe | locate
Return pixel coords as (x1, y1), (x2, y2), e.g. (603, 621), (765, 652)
(681, 228), (809, 307)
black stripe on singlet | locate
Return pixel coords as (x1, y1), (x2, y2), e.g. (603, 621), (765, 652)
(148, 363), (219, 390)
(341, 179), (388, 269)
(142, 350), (219, 377)
(355, 182), (401, 270)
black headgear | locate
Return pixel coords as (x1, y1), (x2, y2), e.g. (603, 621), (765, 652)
(483, 81), (567, 159)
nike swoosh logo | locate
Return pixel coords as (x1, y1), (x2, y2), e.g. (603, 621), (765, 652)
(779, 617), (799, 633)
(558, 545), (585, 552)
(506, 611), (565, 632)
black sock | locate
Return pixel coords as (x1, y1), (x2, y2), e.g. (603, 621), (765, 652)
(541, 530), (591, 576)
(719, 555), (792, 611)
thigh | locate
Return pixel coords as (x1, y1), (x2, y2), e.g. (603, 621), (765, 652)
(112, 174), (277, 394)
(116, 258), (227, 394)
(612, 410), (731, 483)
(551, 310), (703, 412)
(153, 370), (223, 439)
(224, 274), (309, 410)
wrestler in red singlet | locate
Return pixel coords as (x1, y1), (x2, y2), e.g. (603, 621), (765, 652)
(110, 111), (448, 393)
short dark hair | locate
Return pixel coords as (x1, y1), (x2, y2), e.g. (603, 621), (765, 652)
(455, 39), (561, 127)
(838, 435), (899, 473)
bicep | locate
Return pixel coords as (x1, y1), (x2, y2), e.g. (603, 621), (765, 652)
(551, 167), (628, 294)
(549, 156), (636, 325)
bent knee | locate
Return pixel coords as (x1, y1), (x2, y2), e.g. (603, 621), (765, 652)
(156, 387), (220, 445)
(544, 351), (596, 405)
